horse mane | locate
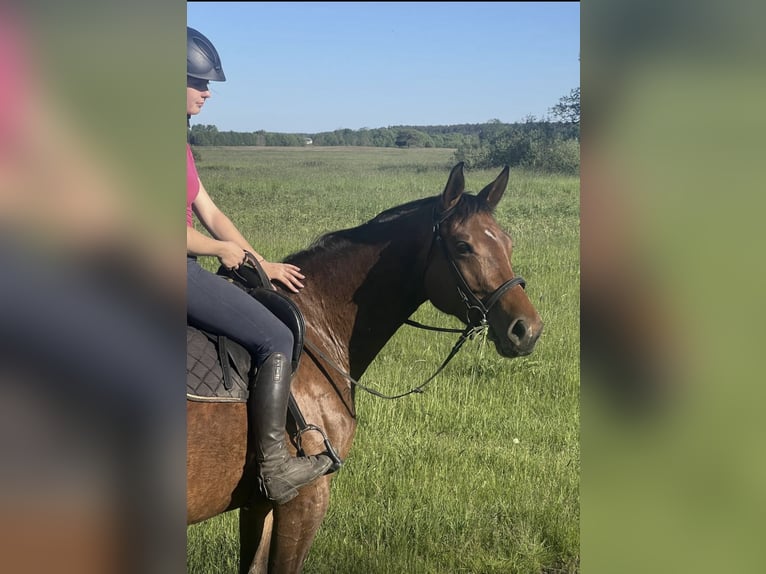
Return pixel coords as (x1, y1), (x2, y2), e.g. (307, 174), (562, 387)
(284, 192), (491, 265)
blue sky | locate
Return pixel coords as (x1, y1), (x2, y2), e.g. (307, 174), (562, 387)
(187, 2), (579, 134)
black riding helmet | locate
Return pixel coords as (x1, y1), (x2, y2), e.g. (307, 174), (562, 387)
(187, 27), (226, 82)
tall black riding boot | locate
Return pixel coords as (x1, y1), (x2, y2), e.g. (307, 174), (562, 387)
(249, 352), (332, 505)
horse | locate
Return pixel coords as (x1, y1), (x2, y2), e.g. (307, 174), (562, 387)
(187, 162), (543, 573)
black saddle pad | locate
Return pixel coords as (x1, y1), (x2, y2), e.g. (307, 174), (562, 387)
(186, 326), (251, 403)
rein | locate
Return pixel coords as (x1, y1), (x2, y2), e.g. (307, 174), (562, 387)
(303, 321), (485, 400)
(302, 204), (527, 401)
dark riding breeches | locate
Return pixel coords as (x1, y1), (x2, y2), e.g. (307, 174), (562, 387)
(186, 256), (293, 367)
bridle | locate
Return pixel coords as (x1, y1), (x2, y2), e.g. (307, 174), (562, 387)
(304, 201), (528, 401)
(427, 205), (526, 333)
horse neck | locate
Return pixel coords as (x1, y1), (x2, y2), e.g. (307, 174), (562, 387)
(292, 207), (434, 379)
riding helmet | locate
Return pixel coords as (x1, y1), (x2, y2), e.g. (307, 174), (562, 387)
(187, 27), (226, 82)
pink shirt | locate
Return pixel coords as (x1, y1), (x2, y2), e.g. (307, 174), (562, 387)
(0, 10), (29, 156)
(186, 144), (200, 227)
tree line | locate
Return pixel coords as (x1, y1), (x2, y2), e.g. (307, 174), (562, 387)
(189, 88), (580, 174)
(186, 124), (478, 149)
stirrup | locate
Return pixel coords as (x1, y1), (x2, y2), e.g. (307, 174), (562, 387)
(294, 424), (343, 474)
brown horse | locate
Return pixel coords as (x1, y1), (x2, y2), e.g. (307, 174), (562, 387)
(187, 162), (543, 573)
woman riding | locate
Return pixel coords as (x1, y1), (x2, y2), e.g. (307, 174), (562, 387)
(186, 26), (332, 504)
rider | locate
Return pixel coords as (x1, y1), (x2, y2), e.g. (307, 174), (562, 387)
(186, 27), (332, 504)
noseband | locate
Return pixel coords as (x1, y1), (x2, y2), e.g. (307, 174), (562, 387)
(432, 206), (526, 331)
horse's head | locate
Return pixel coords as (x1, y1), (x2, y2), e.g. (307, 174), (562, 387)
(424, 163), (543, 357)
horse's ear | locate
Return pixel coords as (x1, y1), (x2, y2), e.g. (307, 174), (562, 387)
(440, 162), (465, 213)
(477, 165), (510, 210)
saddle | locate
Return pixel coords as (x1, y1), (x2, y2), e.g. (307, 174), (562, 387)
(186, 259), (305, 402)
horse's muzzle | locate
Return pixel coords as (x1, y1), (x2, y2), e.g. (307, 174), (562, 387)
(492, 318), (543, 357)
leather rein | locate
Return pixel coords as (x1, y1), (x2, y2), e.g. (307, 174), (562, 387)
(303, 204), (527, 401)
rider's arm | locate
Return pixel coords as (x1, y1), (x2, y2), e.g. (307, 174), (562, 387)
(188, 179), (264, 260)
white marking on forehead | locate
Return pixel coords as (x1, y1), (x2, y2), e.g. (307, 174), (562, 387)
(484, 229), (499, 241)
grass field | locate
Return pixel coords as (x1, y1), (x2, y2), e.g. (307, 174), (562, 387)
(186, 146), (580, 573)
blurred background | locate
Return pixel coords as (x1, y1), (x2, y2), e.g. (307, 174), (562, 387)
(2, 0), (765, 572)
(582, 0), (766, 572)
(0, 1), (185, 573)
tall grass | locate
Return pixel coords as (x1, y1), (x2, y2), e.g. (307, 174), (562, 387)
(187, 147), (579, 573)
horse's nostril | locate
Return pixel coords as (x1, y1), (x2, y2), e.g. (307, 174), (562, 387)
(510, 319), (528, 342)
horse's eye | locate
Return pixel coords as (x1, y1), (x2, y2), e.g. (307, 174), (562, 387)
(455, 241), (473, 255)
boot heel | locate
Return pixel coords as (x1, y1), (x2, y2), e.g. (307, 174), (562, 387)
(259, 475), (299, 505)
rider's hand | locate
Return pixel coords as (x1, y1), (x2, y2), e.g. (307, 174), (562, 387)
(260, 260), (305, 293)
(217, 241), (247, 270)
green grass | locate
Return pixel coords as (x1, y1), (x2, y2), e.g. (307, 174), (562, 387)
(187, 146), (579, 573)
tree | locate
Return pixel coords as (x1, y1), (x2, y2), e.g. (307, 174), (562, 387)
(395, 128), (432, 148)
(188, 124), (219, 145)
(550, 87), (580, 125)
